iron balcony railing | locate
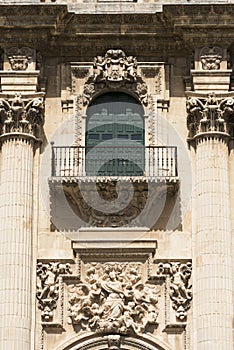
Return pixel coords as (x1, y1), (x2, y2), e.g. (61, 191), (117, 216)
(51, 144), (178, 178)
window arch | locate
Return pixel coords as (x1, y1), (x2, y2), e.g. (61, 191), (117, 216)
(85, 92), (145, 176)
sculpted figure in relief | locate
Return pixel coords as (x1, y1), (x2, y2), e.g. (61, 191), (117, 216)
(68, 262), (160, 334)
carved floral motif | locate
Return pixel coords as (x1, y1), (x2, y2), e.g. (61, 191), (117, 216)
(68, 262), (160, 334)
(0, 93), (44, 138)
(6, 47), (34, 71)
(186, 93), (234, 139)
(36, 262), (72, 321)
(82, 50), (148, 106)
(199, 46), (223, 70)
(157, 262), (192, 320)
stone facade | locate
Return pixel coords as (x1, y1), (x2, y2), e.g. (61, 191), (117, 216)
(0, 1), (233, 350)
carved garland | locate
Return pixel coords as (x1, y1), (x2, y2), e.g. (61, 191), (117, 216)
(82, 49), (148, 106)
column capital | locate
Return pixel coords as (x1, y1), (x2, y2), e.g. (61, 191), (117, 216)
(186, 92), (234, 143)
(0, 92), (45, 141)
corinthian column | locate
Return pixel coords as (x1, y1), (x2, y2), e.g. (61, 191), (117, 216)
(187, 93), (234, 350)
(0, 93), (44, 349)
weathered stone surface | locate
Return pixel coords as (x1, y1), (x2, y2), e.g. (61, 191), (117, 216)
(0, 2), (233, 350)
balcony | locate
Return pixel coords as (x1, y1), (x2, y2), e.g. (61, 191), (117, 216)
(49, 145), (179, 230)
(51, 145), (178, 180)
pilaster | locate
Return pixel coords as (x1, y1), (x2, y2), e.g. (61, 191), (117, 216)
(0, 47), (44, 350)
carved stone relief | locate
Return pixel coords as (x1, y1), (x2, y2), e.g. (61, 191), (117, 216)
(199, 46), (223, 70)
(157, 262), (192, 321)
(36, 262), (72, 321)
(68, 262), (160, 334)
(186, 92), (234, 140)
(82, 50), (148, 106)
(0, 93), (44, 138)
(6, 47), (35, 71)
(63, 181), (148, 228)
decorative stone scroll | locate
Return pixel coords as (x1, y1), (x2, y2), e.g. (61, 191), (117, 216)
(68, 262), (160, 334)
(0, 93), (44, 138)
(199, 46), (223, 70)
(83, 49), (148, 106)
(186, 93), (234, 139)
(36, 262), (72, 321)
(6, 47), (34, 71)
(157, 262), (192, 321)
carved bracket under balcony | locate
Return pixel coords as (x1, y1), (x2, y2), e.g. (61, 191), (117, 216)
(156, 261), (192, 321)
(0, 92), (44, 139)
(186, 92), (234, 142)
(49, 179), (179, 231)
(36, 262), (72, 322)
(82, 49), (148, 106)
(68, 261), (160, 335)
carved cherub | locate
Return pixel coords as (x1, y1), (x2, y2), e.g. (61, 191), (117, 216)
(37, 263), (59, 300)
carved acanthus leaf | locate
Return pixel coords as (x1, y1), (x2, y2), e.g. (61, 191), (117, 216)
(186, 93), (234, 139)
(82, 50), (148, 106)
(0, 93), (44, 138)
(157, 261), (192, 320)
(68, 262), (160, 334)
(36, 262), (72, 322)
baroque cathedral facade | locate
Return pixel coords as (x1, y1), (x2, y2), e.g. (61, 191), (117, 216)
(0, 1), (233, 349)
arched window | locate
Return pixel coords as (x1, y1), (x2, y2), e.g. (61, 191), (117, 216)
(85, 92), (145, 176)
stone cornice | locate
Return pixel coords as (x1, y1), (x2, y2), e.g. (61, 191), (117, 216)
(1, 4), (234, 55)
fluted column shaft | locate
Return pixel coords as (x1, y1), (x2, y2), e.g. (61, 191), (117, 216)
(0, 136), (34, 349)
(194, 135), (233, 349)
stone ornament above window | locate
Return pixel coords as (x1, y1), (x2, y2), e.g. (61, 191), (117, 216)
(82, 49), (148, 106)
(93, 49), (137, 82)
(6, 47), (35, 71)
(199, 46), (223, 70)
